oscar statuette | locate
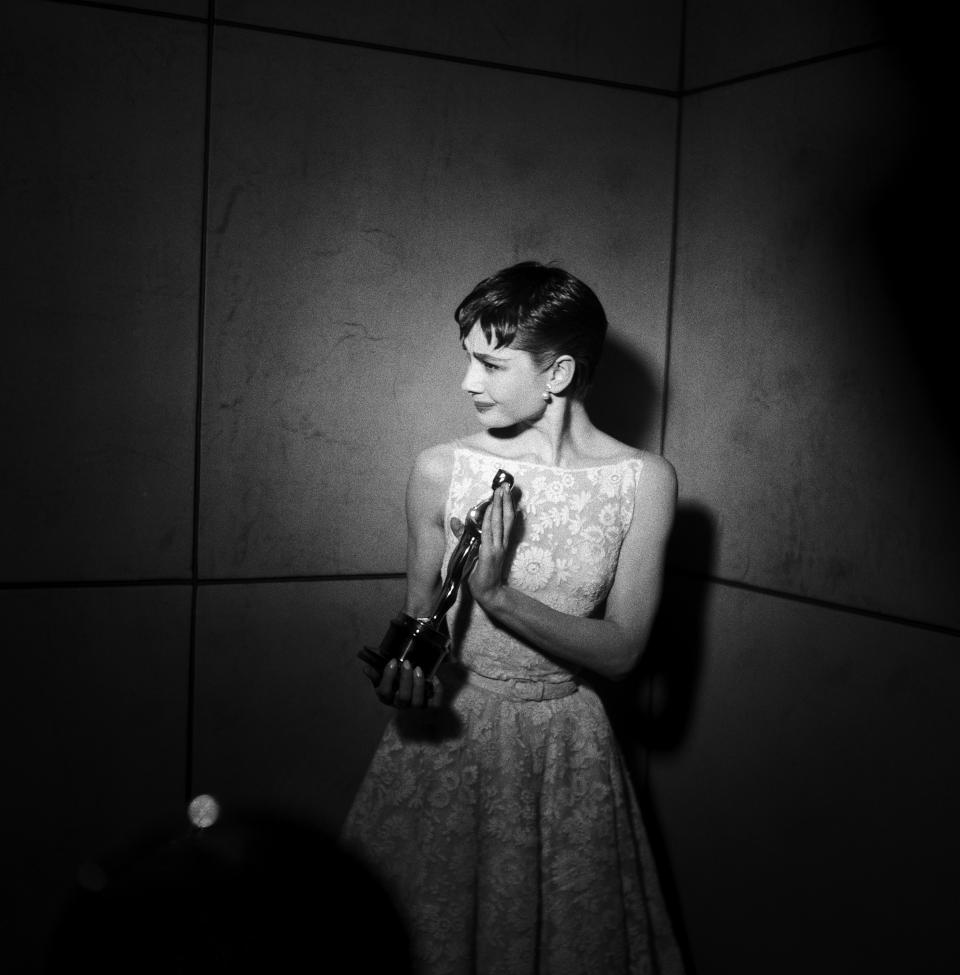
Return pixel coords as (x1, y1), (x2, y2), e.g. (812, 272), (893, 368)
(357, 468), (514, 687)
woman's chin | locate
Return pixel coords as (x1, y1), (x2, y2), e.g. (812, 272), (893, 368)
(473, 409), (503, 428)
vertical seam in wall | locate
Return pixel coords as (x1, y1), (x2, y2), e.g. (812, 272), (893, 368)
(186, 0), (216, 804)
(658, 0), (687, 461)
(677, 0), (688, 95)
(658, 105), (682, 461)
(645, 0), (688, 800)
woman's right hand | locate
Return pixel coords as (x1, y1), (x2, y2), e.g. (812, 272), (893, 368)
(363, 658), (444, 709)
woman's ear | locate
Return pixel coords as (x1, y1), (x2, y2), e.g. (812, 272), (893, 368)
(548, 355), (576, 395)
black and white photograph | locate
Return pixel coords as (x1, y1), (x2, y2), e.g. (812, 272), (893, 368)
(3, 1), (957, 972)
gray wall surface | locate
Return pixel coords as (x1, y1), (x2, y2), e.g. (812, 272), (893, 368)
(3, 1), (957, 972)
(653, 3), (959, 972)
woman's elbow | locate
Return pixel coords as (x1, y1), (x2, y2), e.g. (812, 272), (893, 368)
(594, 612), (655, 680)
(599, 617), (655, 680)
(601, 658), (636, 682)
(597, 640), (644, 681)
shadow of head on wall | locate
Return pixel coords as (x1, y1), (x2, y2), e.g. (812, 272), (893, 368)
(587, 329), (659, 448)
(603, 500), (717, 753)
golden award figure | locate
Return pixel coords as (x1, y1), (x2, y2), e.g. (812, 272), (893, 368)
(358, 468), (514, 684)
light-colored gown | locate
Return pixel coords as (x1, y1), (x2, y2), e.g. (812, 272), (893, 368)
(343, 446), (684, 975)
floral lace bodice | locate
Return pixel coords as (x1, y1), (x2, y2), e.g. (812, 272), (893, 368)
(442, 446), (643, 683)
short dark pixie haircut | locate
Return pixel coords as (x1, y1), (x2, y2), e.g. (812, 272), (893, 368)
(455, 261), (607, 398)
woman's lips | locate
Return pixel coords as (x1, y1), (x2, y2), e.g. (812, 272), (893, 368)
(473, 401), (495, 411)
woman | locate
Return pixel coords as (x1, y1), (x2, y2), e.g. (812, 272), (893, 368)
(343, 262), (684, 975)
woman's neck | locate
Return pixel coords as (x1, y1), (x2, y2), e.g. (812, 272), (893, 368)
(488, 399), (595, 467)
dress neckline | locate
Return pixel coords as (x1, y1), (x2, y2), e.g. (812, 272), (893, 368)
(454, 444), (643, 473)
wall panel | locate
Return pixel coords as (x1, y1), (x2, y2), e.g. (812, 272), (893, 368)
(192, 578), (405, 831)
(0, 3), (205, 581)
(201, 28), (676, 578)
(3, 586), (191, 972)
(218, 0), (681, 90)
(646, 581), (960, 974)
(665, 49), (960, 628)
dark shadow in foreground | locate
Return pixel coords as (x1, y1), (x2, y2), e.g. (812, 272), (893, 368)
(46, 805), (413, 974)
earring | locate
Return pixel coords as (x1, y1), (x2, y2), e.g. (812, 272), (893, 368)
(542, 386), (552, 403)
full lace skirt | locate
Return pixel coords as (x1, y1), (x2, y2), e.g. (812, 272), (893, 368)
(342, 677), (684, 975)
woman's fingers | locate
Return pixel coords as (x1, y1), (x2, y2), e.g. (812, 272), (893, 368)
(471, 502), (494, 578)
(502, 485), (515, 542)
(490, 485), (503, 548)
(375, 658), (399, 704)
(410, 666), (426, 708)
(372, 657), (442, 710)
(481, 497), (494, 542)
(469, 485), (515, 603)
(394, 659), (414, 706)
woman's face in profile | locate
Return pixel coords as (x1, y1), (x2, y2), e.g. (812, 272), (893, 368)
(460, 324), (548, 429)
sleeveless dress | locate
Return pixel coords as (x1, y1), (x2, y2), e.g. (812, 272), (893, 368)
(342, 446), (684, 975)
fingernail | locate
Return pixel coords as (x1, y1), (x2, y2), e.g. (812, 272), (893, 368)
(414, 667), (423, 678)
(402, 659), (411, 670)
(386, 659), (397, 669)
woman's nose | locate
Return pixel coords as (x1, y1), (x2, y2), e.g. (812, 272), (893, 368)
(461, 359), (483, 393)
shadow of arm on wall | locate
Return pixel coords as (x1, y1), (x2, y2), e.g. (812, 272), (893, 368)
(601, 501), (716, 752)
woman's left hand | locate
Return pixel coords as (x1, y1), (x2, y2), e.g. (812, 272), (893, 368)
(467, 483), (514, 609)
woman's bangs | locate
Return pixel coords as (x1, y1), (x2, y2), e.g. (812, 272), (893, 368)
(478, 308), (519, 349)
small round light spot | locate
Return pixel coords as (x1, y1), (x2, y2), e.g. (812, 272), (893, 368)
(187, 793), (220, 829)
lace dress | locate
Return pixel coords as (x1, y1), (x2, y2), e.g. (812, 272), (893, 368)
(342, 446), (684, 975)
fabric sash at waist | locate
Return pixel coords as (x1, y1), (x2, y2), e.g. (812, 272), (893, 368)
(465, 669), (579, 702)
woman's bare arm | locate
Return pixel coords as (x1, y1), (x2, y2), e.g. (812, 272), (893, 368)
(366, 445), (452, 708)
(468, 454), (677, 680)
(403, 446), (450, 618)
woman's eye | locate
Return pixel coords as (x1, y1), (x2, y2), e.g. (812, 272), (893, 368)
(482, 362), (500, 372)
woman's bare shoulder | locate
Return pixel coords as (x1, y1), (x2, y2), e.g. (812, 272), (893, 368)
(410, 441), (458, 488)
(632, 452), (677, 533)
(407, 443), (458, 526)
(637, 450), (677, 489)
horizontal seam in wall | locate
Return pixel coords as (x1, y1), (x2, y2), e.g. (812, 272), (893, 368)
(44, 0), (209, 25)
(2, 570), (956, 639)
(681, 40), (888, 95)
(669, 567), (960, 638)
(0, 578), (195, 589)
(198, 572), (407, 585)
(44, 0), (679, 96)
(0, 573), (407, 590)
(214, 18), (680, 96)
